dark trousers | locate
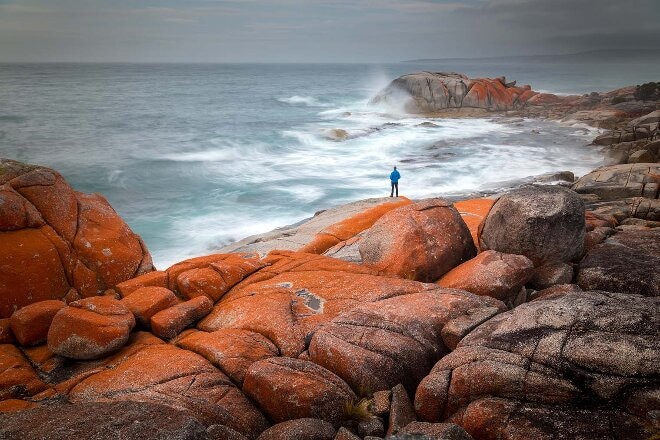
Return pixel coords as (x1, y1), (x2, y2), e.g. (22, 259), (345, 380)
(390, 181), (398, 197)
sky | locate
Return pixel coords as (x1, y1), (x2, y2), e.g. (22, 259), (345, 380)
(0, 0), (658, 63)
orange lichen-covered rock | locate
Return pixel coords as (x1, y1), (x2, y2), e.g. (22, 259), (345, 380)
(47, 296), (135, 360)
(9, 300), (66, 346)
(308, 289), (505, 395)
(0, 319), (15, 344)
(198, 252), (433, 357)
(176, 328), (279, 384)
(0, 228), (70, 318)
(159, 253), (266, 301)
(0, 399), (39, 413)
(63, 333), (269, 438)
(437, 251), (534, 304)
(115, 271), (168, 298)
(358, 199), (476, 282)
(0, 159), (153, 318)
(0, 344), (49, 400)
(243, 357), (356, 427)
(454, 198), (495, 250)
(150, 296), (213, 340)
(120, 286), (179, 327)
(300, 197), (412, 254)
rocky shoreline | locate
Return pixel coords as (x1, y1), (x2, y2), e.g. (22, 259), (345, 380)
(0, 73), (658, 440)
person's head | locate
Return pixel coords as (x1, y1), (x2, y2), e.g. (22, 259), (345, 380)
(393, 166), (397, 170)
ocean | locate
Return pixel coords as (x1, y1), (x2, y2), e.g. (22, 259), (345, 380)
(1, 60), (657, 268)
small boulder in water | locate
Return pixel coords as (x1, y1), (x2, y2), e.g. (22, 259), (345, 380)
(416, 122), (439, 128)
(324, 128), (349, 141)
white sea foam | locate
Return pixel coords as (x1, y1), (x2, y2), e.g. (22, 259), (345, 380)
(278, 95), (331, 107)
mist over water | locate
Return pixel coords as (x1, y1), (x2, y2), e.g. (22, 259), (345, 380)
(1, 60), (653, 268)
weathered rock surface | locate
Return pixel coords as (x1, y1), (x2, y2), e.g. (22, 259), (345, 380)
(437, 251), (534, 304)
(0, 159), (153, 318)
(453, 199), (495, 250)
(371, 72), (538, 114)
(9, 300), (65, 346)
(220, 198), (410, 255)
(398, 422), (474, 440)
(415, 290), (659, 439)
(176, 328), (279, 385)
(47, 296), (135, 359)
(256, 418), (336, 440)
(387, 384), (417, 436)
(150, 296), (213, 340)
(359, 199), (476, 282)
(198, 251), (433, 357)
(309, 289), (505, 395)
(572, 163), (660, 201)
(243, 357), (356, 427)
(120, 286), (179, 327)
(577, 228), (660, 296)
(479, 185), (585, 266)
(0, 401), (210, 440)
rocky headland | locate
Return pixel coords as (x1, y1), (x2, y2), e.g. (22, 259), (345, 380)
(0, 73), (658, 440)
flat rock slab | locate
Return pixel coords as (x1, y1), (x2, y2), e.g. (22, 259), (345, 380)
(415, 290), (659, 439)
(219, 198), (409, 255)
(572, 163), (660, 201)
(0, 401), (209, 440)
(577, 228), (660, 296)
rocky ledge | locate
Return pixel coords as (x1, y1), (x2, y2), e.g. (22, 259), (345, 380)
(1, 76), (659, 440)
(1, 146), (658, 440)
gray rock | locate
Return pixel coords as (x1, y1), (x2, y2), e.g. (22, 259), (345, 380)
(334, 427), (361, 440)
(0, 401), (209, 440)
(415, 290), (659, 439)
(387, 384), (417, 437)
(357, 417), (385, 438)
(479, 185), (585, 266)
(530, 262), (574, 290)
(219, 197), (405, 255)
(398, 422), (474, 440)
(577, 229), (660, 296)
(628, 149), (655, 163)
(572, 163), (660, 201)
(257, 419), (335, 440)
(207, 425), (249, 440)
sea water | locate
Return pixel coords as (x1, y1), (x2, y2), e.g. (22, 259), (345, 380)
(0, 61), (657, 268)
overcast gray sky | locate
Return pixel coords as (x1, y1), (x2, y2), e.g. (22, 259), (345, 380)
(0, 0), (658, 62)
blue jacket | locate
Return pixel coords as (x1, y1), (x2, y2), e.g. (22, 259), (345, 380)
(390, 170), (400, 183)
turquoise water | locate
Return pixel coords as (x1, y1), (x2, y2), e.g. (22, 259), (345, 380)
(0, 61), (656, 267)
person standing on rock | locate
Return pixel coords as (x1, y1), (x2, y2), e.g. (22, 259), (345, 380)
(390, 166), (400, 197)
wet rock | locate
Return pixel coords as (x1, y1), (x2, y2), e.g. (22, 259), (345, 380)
(9, 300), (65, 346)
(577, 229), (660, 296)
(479, 185), (585, 266)
(437, 251), (534, 304)
(257, 418), (335, 440)
(243, 357), (356, 427)
(371, 72), (538, 113)
(359, 198), (476, 282)
(0, 401), (210, 440)
(151, 296), (213, 340)
(414, 291), (659, 439)
(398, 422), (474, 440)
(309, 290), (504, 396)
(0, 159), (152, 318)
(47, 296), (135, 360)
